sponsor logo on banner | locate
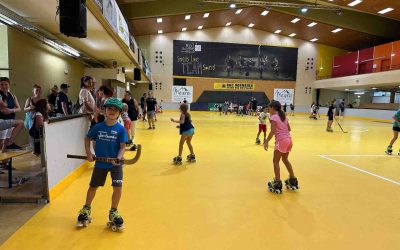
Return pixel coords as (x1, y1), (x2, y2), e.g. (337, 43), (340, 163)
(172, 86), (193, 103)
(274, 89), (294, 105)
(214, 83), (255, 90)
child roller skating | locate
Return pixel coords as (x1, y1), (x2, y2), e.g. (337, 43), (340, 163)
(171, 104), (196, 165)
(385, 108), (400, 155)
(76, 98), (128, 230)
(256, 106), (269, 145)
(264, 101), (299, 194)
(77, 205), (92, 227)
(107, 208), (124, 232)
(326, 100), (335, 132)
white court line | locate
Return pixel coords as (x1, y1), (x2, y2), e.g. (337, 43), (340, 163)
(322, 155), (395, 157)
(319, 155), (400, 186)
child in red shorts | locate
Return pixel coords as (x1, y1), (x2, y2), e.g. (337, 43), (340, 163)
(256, 106), (269, 144)
(264, 101), (299, 194)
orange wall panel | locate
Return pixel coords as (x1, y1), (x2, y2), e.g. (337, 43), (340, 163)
(391, 41), (400, 70)
(373, 43), (392, 72)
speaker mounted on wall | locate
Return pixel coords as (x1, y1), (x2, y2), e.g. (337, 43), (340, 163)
(59, 0), (87, 38)
(134, 68), (141, 81)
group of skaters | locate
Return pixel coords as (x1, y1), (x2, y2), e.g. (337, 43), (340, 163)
(309, 99), (346, 133)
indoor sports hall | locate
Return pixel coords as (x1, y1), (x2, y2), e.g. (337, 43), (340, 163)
(0, 1), (399, 250)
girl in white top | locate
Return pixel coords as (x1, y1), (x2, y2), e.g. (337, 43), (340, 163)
(78, 76), (95, 114)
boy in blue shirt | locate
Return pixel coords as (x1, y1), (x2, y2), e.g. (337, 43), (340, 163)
(77, 98), (128, 230)
(385, 109), (400, 155)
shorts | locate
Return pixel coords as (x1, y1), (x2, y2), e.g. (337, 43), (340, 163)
(0, 127), (13, 139)
(0, 119), (13, 131)
(147, 111), (156, 119)
(89, 165), (123, 187)
(258, 124), (267, 132)
(123, 120), (131, 130)
(275, 138), (293, 154)
(393, 127), (400, 132)
(328, 114), (334, 121)
(181, 128), (195, 136)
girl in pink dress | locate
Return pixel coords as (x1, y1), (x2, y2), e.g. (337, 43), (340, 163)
(264, 101), (299, 194)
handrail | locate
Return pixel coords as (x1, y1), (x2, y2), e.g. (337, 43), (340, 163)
(47, 113), (91, 124)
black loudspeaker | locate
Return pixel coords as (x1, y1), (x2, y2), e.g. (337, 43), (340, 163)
(134, 68), (141, 81)
(149, 83), (153, 91)
(60, 0), (87, 38)
(173, 78), (186, 86)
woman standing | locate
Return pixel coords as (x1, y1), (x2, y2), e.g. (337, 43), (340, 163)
(24, 84), (45, 150)
(122, 91), (139, 147)
(78, 76), (96, 114)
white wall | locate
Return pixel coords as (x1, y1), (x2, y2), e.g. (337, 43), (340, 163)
(0, 25), (8, 77)
(44, 117), (89, 189)
(138, 25), (318, 106)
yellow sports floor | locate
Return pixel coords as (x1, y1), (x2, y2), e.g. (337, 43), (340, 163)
(1, 111), (399, 250)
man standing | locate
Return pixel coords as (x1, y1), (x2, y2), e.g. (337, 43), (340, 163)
(140, 93), (147, 121)
(146, 93), (157, 129)
(55, 83), (72, 117)
(252, 97), (258, 116)
(122, 91), (139, 147)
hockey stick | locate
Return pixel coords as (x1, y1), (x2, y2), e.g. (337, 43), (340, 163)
(334, 117), (348, 133)
(67, 144), (142, 165)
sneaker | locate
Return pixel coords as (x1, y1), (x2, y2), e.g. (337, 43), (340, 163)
(6, 143), (23, 151)
(152, 126), (156, 129)
(148, 127), (152, 130)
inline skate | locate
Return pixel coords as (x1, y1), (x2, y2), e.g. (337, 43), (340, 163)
(76, 205), (92, 228)
(285, 177), (299, 190)
(107, 209), (124, 232)
(187, 154), (196, 163)
(385, 146), (393, 155)
(267, 179), (283, 194)
(256, 138), (261, 145)
(173, 156), (182, 165)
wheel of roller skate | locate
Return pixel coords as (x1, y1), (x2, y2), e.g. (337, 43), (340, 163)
(111, 225), (117, 232)
(275, 190), (281, 194)
(107, 222), (112, 228)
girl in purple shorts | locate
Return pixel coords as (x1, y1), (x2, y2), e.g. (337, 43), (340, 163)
(264, 101), (299, 194)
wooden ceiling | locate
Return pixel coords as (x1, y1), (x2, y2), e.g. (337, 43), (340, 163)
(320, 0), (400, 21)
(130, 7), (390, 50)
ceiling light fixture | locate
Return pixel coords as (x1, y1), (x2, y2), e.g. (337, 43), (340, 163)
(378, 8), (394, 14)
(301, 7), (308, 13)
(291, 18), (300, 23)
(182, 27), (187, 31)
(372, 87), (377, 90)
(348, 0), (362, 7)
(203, 13), (210, 18)
(0, 13), (18, 25)
(289, 33), (296, 37)
(345, 89), (350, 91)
(157, 18), (162, 23)
(158, 30), (163, 34)
(310, 38), (318, 42)
(226, 22), (232, 26)
(308, 22), (317, 27)
(185, 15), (191, 20)
(332, 28), (343, 33)
(274, 29), (282, 34)
(198, 25), (203, 30)
(354, 92), (365, 95)
(235, 9), (243, 14)
(261, 10), (269, 16)
(248, 23), (255, 27)
(229, 3), (236, 8)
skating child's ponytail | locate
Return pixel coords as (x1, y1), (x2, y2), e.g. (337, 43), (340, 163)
(269, 101), (286, 122)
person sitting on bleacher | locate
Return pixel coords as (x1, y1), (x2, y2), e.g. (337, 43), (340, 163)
(0, 77), (24, 152)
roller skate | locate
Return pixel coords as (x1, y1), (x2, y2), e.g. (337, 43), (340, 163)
(187, 154), (196, 163)
(267, 178), (283, 194)
(285, 177), (299, 190)
(385, 146), (393, 155)
(256, 138), (261, 145)
(129, 144), (137, 151)
(76, 205), (92, 228)
(173, 156), (182, 165)
(326, 128), (333, 132)
(107, 209), (124, 232)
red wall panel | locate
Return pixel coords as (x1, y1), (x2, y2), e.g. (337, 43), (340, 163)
(332, 52), (358, 77)
(358, 48), (374, 74)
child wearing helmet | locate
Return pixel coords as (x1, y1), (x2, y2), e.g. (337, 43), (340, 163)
(76, 98), (128, 230)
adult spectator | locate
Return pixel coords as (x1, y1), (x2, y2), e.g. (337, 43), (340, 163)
(29, 99), (48, 156)
(140, 93), (147, 121)
(0, 77), (23, 150)
(122, 91), (139, 145)
(252, 97), (258, 116)
(48, 85), (58, 117)
(24, 84), (45, 149)
(0, 99), (23, 152)
(96, 85), (113, 112)
(146, 93), (157, 129)
(78, 76), (95, 114)
(339, 99), (345, 118)
(55, 83), (72, 117)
